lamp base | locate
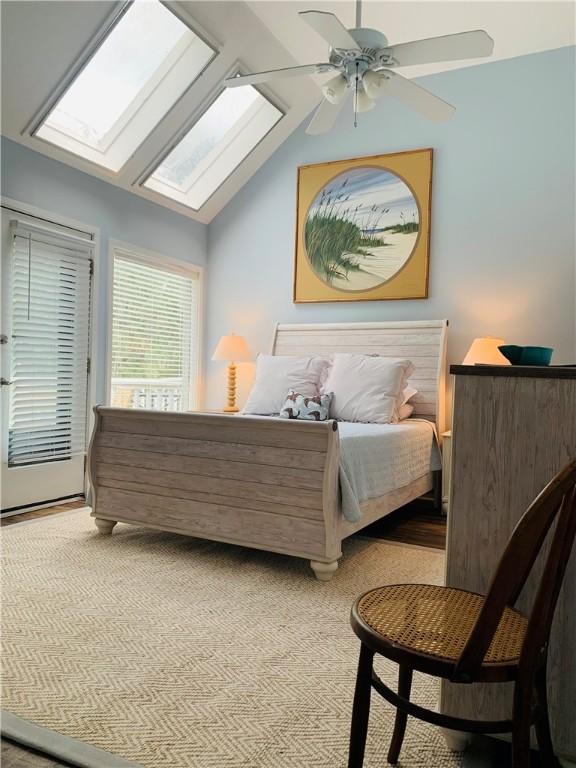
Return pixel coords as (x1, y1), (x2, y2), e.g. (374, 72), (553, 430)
(224, 362), (238, 413)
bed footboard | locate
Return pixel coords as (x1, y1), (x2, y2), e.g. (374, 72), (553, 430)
(88, 407), (341, 577)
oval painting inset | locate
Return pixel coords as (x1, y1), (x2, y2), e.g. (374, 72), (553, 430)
(304, 167), (419, 291)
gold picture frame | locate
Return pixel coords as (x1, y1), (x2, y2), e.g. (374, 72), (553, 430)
(294, 148), (433, 303)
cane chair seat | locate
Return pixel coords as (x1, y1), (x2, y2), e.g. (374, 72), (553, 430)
(353, 583), (528, 680)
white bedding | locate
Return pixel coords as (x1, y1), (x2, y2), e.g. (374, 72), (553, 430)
(338, 419), (441, 523)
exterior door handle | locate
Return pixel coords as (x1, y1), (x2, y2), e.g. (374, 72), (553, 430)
(1, 378), (13, 386)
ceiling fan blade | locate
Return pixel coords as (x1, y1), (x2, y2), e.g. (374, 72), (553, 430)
(224, 64), (334, 88)
(306, 92), (350, 135)
(383, 30), (493, 67)
(299, 10), (358, 50)
(384, 71), (455, 122)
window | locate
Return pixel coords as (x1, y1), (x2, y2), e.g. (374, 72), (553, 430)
(8, 223), (93, 466)
(35, 0), (215, 171)
(110, 249), (200, 411)
(143, 84), (283, 210)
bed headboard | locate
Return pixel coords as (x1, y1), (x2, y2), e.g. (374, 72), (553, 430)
(271, 320), (448, 434)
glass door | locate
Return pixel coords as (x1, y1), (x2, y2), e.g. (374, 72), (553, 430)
(0, 209), (93, 512)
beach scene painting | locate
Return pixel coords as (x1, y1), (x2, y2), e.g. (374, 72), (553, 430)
(304, 166), (419, 292)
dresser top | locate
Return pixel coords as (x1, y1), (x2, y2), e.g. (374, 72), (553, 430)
(450, 364), (576, 379)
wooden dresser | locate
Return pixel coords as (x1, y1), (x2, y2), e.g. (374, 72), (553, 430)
(440, 365), (576, 762)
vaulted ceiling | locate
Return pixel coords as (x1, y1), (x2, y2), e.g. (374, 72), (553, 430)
(1, 1), (574, 224)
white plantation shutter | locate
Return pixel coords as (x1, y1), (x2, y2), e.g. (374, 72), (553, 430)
(111, 251), (199, 411)
(8, 223), (92, 467)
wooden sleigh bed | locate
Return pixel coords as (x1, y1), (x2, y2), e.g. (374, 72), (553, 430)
(88, 320), (447, 580)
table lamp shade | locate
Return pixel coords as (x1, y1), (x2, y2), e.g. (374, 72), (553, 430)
(463, 337), (511, 365)
(211, 334), (251, 362)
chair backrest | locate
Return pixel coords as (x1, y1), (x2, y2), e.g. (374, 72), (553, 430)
(453, 459), (576, 681)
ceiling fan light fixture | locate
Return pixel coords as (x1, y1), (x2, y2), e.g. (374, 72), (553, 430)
(321, 74), (348, 104)
(355, 87), (375, 112)
(363, 69), (386, 99)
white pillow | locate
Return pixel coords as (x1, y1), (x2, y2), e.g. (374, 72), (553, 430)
(398, 403), (414, 420)
(322, 354), (414, 424)
(393, 385), (418, 422)
(243, 354), (327, 415)
(401, 386), (418, 406)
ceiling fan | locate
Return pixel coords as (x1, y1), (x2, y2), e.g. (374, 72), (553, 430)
(224, 0), (494, 134)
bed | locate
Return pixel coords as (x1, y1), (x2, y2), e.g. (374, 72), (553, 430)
(88, 320), (448, 580)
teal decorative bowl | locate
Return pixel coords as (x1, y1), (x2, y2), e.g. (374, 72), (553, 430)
(498, 345), (554, 366)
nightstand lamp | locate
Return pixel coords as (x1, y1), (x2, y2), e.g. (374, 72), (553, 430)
(211, 334), (252, 412)
(462, 336), (511, 365)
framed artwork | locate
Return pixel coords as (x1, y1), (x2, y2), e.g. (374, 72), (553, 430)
(293, 148), (432, 303)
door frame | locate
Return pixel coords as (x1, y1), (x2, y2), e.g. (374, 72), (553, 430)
(0, 196), (101, 505)
(105, 238), (205, 410)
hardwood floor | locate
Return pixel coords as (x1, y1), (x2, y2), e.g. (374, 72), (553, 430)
(1, 740), (75, 768)
(359, 498), (446, 550)
(0, 500), (86, 528)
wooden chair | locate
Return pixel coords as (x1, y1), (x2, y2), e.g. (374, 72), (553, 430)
(348, 459), (576, 767)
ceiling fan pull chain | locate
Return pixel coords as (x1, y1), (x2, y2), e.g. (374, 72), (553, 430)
(354, 61), (359, 128)
(356, 0), (362, 28)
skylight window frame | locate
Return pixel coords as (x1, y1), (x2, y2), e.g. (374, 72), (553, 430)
(28, 1), (219, 175)
(139, 66), (286, 212)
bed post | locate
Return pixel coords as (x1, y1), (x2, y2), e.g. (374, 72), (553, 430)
(88, 406), (118, 534)
(310, 420), (341, 581)
(310, 560), (339, 581)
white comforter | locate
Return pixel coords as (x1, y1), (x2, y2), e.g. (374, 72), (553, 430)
(338, 419), (441, 523)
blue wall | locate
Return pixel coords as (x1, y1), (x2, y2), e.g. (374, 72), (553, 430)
(1, 138), (207, 403)
(206, 47), (576, 410)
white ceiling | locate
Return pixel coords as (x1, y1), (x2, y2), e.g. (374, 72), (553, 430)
(249, 1), (576, 80)
(1, 1), (574, 224)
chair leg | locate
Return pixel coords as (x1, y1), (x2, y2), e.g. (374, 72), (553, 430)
(387, 664), (413, 765)
(534, 664), (559, 767)
(348, 644), (375, 768)
(512, 679), (533, 768)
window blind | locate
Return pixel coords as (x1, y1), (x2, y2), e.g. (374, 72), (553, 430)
(111, 252), (199, 411)
(8, 224), (93, 467)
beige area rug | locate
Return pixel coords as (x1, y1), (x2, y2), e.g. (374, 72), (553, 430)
(2, 510), (462, 768)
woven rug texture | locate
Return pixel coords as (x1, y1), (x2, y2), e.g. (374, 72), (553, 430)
(1, 510), (462, 767)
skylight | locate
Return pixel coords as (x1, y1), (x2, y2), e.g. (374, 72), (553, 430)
(35, 0), (215, 172)
(143, 85), (283, 210)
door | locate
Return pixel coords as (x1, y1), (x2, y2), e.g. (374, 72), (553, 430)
(1, 210), (93, 512)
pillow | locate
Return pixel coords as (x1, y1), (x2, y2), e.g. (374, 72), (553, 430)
(322, 354), (414, 424)
(243, 354), (327, 415)
(401, 386), (418, 406)
(393, 386), (418, 422)
(279, 390), (332, 421)
(398, 403), (414, 420)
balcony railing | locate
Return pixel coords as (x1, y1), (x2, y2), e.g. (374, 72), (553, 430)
(110, 377), (185, 411)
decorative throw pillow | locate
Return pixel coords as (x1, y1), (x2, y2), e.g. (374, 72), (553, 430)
(322, 353), (414, 424)
(243, 354), (328, 415)
(279, 390), (332, 421)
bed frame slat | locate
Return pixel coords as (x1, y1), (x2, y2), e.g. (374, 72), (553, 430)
(95, 446), (324, 491)
(97, 463), (323, 511)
